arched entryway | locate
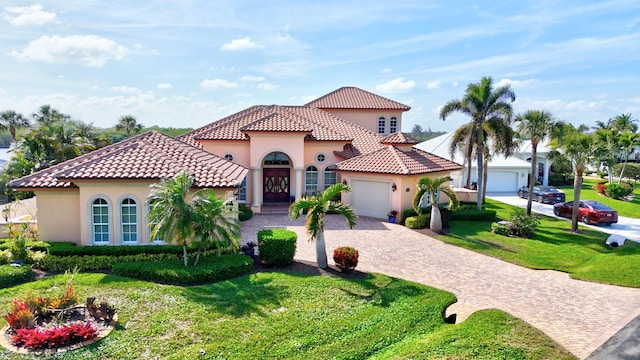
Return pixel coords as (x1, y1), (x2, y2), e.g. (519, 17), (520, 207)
(262, 152), (291, 203)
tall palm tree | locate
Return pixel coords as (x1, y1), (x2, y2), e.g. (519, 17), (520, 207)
(148, 171), (240, 266)
(440, 76), (516, 210)
(0, 110), (30, 142)
(116, 115), (143, 138)
(32, 105), (67, 125)
(515, 110), (560, 215)
(549, 124), (595, 232)
(288, 183), (357, 269)
(413, 175), (459, 233)
(611, 113), (639, 183)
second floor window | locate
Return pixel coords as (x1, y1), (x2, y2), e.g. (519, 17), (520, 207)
(390, 117), (398, 133)
(378, 117), (386, 134)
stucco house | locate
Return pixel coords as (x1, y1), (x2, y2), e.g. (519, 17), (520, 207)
(11, 87), (461, 245)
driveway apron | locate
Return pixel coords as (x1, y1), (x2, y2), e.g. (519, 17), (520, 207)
(241, 214), (640, 359)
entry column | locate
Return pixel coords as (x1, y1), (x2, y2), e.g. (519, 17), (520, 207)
(251, 167), (261, 213)
(295, 167), (303, 201)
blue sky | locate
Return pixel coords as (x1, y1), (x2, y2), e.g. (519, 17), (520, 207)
(1, 1), (639, 133)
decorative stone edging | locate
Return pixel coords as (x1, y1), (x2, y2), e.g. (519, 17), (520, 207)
(0, 311), (118, 355)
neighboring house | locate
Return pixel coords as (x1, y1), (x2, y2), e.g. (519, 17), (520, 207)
(513, 141), (553, 186)
(415, 132), (531, 193)
(11, 86), (462, 245)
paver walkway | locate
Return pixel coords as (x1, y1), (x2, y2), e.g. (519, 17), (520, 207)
(241, 214), (640, 359)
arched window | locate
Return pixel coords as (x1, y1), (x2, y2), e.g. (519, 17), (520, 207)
(305, 165), (318, 195)
(146, 199), (164, 244)
(390, 117), (398, 133)
(121, 198), (138, 244)
(224, 153), (234, 162)
(324, 166), (337, 190)
(378, 117), (386, 134)
(91, 198), (110, 245)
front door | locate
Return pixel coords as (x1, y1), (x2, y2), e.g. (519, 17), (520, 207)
(263, 168), (290, 202)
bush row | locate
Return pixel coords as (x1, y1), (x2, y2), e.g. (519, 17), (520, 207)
(47, 241), (230, 257)
(35, 253), (181, 272)
(405, 214), (430, 229)
(0, 239), (49, 253)
(450, 209), (497, 222)
(257, 229), (297, 266)
(0, 264), (34, 289)
(111, 254), (253, 285)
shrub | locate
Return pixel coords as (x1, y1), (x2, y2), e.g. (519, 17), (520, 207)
(605, 183), (632, 199)
(452, 209), (497, 222)
(596, 182), (607, 194)
(238, 203), (253, 221)
(257, 229), (297, 266)
(598, 171), (608, 179)
(402, 207), (429, 220)
(111, 254), (253, 285)
(333, 246), (358, 272)
(492, 209), (540, 238)
(48, 242), (188, 257)
(0, 264), (34, 289)
(35, 253), (179, 272)
(12, 322), (97, 350)
(404, 214), (430, 229)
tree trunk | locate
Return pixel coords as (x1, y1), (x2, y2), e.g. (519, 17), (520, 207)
(316, 230), (328, 269)
(476, 145), (484, 211)
(481, 155), (488, 205)
(183, 245), (189, 266)
(618, 154), (629, 184)
(527, 144), (538, 215)
(430, 202), (443, 233)
(466, 157), (473, 188)
(571, 168), (583, 232)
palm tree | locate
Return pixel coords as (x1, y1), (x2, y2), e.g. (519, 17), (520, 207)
(0, 110), (30, 142)
(413, 175), (459, 233)
(611, 113), (638, 183)
(32, 105), (67, 125)
(288, 183), (357, 269)
(549, 124), (595, 232)
(515, 110), (561, 215)
(440, 76), (516, 210)
(116, 115), (143, 138)
(148, 171), (240, 266)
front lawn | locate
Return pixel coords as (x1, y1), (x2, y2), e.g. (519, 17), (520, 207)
(560, 177), (640, 218)
(0, 272), (574, 359)
(435, 199), (640, 287)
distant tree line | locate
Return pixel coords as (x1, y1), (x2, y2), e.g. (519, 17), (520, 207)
(410, 124), (445, 142)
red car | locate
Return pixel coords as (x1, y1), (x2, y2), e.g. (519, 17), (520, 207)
(553, 200), (618, 225)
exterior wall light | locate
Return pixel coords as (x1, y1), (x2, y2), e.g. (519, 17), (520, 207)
(391, 183), (397, 192)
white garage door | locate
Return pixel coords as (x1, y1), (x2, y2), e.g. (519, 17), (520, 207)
(486, 171), (519, 192)
(351, 180), (390, 218)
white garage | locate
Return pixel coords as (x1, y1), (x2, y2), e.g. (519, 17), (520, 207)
(485, 171), (519, 193)
(350, 179), (391, 218)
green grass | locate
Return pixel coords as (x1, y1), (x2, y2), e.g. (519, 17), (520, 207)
(559, 177), (640, 218)
(0, 272), (574, 359)
(435, 199), (640, 287)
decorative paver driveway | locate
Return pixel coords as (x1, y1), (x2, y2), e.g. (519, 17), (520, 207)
(241, 214), (640, 359)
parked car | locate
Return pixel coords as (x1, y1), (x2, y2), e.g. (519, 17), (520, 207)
(553, 200), (618, 225)
(517, 186), (566, 204)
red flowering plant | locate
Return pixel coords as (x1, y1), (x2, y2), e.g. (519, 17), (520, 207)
(333, 246), (359, 272)
(11, 322), (97, 350)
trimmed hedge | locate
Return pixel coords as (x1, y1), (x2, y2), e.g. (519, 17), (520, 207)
(0, 264), (34, 288)
(405, 214), (430, 229)
(257, 229), (297, 266)
(47, 242), (187, 257)
(111, 254), (253, 285)
(239, 204), (253, 221)
(451, 209), (497, 222)
(36, 253), (180, 272)
(0, 239), (49, 253)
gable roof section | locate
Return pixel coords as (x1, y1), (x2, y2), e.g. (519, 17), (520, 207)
(11, 131), (248, 190)
(179, 104), (385, 158)
(335, 145), (462, 175)
(305, 86), (411, 111)
(380, 132), (418, 145)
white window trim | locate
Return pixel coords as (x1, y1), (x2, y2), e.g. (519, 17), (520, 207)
(305, 165), (319, 195)
(324, 166), (337, 190)
(378, 116), (386, 134)
(87, 194), (113, 246)
(145, 198), (166, 245)
(116, 195), (141, 245)
(316, 153), (326, 164)
(390, 116), (398, 133)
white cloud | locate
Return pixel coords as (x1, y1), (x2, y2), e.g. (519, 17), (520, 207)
(496, 78), (539, 89)
(257, 83), (278, 91)
(200, 78), (239, 90)
(382, 67), (393, 73)
(375, 77), (415, 94)
(11, 35), (128, 67)
(156, 83), (172, 90)
(426, 80), (441, 89)
(221, 37), (263, 51)
(4, 5), (56, 26)
(241, 75), (265, 82)
(110, 86), (142, 94)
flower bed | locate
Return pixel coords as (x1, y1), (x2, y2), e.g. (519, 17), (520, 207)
(0, 282), (117, 354)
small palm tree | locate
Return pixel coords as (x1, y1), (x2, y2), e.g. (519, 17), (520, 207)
(515, 110), (561, 215)
(116, 115), (144, 138)
(148, 171), (239, 266)
(413, 176), (459, 234)
(288, 183), (357, 269)
(0, 110), (30, 142)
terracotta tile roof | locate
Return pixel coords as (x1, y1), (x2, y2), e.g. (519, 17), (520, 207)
(305, 86), (411, 111)
(380, 132), (418, 145)
(179, 105), (384, 158)
(11, 131), (248, 189)
(335, 145), (462, 175)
